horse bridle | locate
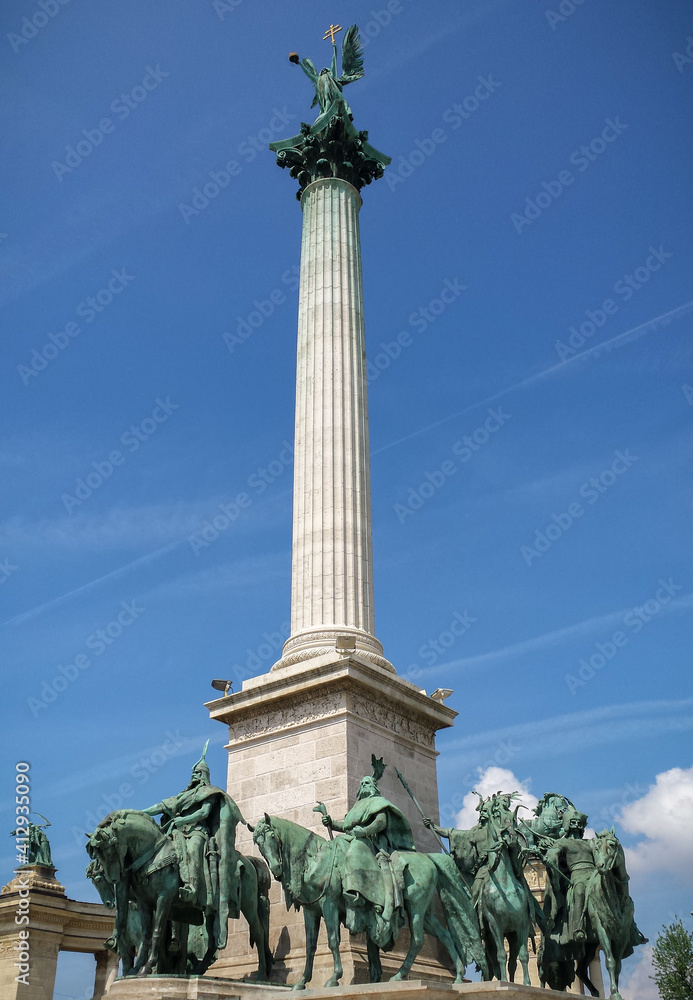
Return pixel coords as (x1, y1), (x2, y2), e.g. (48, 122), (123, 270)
(264, 823), (339, 908)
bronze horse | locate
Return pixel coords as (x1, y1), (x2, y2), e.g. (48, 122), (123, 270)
(87, 809), (272, 978)
(252, 813), (486, 989)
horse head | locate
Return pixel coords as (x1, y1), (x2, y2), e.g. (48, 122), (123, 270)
(85, 811), (156, 884)
(593, 828), (623, 875)
(533, 792), (572, 837)
(252, 813), (283, 880)
(86, 858), (115, 907)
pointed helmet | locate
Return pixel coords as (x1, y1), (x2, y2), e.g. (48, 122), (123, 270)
(191, 739), (211, 779)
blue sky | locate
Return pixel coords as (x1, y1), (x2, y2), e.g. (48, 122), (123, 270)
(1, 1), (692, 996)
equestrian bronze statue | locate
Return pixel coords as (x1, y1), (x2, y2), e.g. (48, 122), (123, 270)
(86, 743), (272, 978)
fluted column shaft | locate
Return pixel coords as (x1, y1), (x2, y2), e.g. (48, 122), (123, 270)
(280, 177), (388, 668)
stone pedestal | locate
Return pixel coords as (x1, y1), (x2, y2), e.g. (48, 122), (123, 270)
(0, 866), (116, 1000)
(104, 975), (571, 1000)
(207, 652), (456, 985)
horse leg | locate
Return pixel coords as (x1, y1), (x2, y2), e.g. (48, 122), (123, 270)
(576, 944), (599, 998)
(112, 877), (136, 974)
(173, 922), (189, 976)
(390, 903), (425, 981)
(259, 889), (273, 978)
(293, 907), (320, 990)
(486, 914), (507, 982)
(321, 898), (343, 987)
(139, 893), (171, 976)
(240, 868), (268, 981)
(366, 937), (382, 983)
(193, 910), (221, 976)
(424, 909), (466, 983)
(482, 923), (499, 982)
(506, 931), (518, 983)
(596, 923), (622, 1000)
(517, 926), (532, 987)
(131, 904), (151, 975)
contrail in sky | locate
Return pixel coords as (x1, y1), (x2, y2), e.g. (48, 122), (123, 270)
(0, 541), (180, 630)
(373, 299), (693, 455)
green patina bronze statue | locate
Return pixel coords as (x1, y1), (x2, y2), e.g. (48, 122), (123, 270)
(140, 740), (242, 908)
(10, 812), (53, 867)
(85, 744), (272, 979)
(424, 791), (540, 985)
(252, 755), (486, 989)
(538, 806), (647, 998)
(270, 23), (390, 198)
(320, 759), (415, 930)
(293, 24), (364, 133)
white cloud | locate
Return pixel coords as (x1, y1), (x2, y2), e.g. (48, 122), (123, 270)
(0, 501), (213, 551)
(618, 765), (693, 880)
(454, 766), (538, 829)
(620, 945), (657, 1000)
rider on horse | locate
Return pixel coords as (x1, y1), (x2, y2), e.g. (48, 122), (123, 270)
(141, 741), (244, 912)
(320, 760), (415, 934)
(544, 806), (595, 944)
(425, 791), (541, 931)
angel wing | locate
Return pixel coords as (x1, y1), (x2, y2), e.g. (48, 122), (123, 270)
(339, 25), (364, 86)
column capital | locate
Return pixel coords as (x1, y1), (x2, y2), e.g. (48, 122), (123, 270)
(270, 115), (390, 200)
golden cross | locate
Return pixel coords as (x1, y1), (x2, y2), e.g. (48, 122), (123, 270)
(323, 23), (342, 45)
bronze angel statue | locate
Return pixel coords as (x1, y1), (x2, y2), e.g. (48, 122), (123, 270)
(272, 25), (390, 197)
(291, 25), (365, 132)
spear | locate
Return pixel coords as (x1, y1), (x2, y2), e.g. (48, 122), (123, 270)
(394, 766), (449, 855)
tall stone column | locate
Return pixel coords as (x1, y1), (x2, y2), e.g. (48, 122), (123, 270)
(280, 175), (388, 670)
(208, 49), (458, 986)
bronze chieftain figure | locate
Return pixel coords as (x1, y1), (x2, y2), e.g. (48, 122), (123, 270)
(320, 760), (415, 928)
(86, 745), (272, 978)
(140, 740), (243, 908)
(424, 791), (540, 985)
(538, 805), (647, 998)
(253, 755), (486, 988)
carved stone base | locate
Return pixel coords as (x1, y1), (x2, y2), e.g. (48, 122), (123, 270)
(2, 865), (65, 896)
(276, 626), (394, 673)
(206, 654), (456, 986)
(103, 976), (570, 1000)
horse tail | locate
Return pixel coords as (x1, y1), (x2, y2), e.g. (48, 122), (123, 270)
(428, 853), (488, 978)
(247, 854), (272, 897)
(246, 855), (273, 975)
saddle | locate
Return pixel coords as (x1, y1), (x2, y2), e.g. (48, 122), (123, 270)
(340, 841), (408, 948)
